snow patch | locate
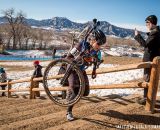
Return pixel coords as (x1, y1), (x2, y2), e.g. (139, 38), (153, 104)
(0, 61), (146, 96)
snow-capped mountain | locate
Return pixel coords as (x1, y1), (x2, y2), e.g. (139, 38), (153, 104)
(0, 16), (144, 38)
(99, 21), (134, 37)
(24, 17), (84, 29)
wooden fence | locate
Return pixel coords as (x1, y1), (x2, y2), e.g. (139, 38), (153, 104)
(0, 57), (160, 113)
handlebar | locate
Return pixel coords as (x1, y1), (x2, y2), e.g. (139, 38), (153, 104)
(84, 18), (100, 42)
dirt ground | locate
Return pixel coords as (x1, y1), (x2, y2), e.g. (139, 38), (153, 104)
(0, 94), (160, 130)
(1, 56), (160, 130)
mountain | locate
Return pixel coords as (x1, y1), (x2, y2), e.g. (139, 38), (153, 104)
(98, 21), (135, 38)
(0, 16), (143, 38)
(24, 17), (84, 30)
(0, 17), (7, 24)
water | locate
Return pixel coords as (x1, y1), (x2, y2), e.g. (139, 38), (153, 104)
(0, 55), (53, 61)
(0, 50), (66, 61)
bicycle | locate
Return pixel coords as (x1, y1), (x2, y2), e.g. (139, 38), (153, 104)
(43, 19), (102, 107)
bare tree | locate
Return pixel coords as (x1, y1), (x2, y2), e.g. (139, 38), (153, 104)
(23, 26), (32, 50)
(2, 8), (26, 49)
(37, 29), (44, 50)
(66, 30), (79, 51)
(0, 24), (11, 49)
(0, 26), (4, 44)
(43, 30), (53, 49)
(30, 29), (39, 49)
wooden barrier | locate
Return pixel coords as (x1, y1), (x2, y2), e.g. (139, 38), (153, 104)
(7, 79), (12, 98)
(31, 82), (148, 91)
(0, 61), (153, 85)
(29, 77), (34, 99)
(0, 57), (159, 113)
(0, 82), (148, 92)
(145, 57), (160, 113)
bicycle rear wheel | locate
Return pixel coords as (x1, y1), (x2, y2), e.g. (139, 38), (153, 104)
(43, 58), (85, 107)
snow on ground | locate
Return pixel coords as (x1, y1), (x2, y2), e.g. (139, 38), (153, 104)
(8, 50), (50, 58)
(103, 46), (143, 57)
(0, 61), (148, 96)
(88, 64), (144, 96)
(1, 45), (143, 61)
(0, 60), (50, 68)
(1, 48), (159, 96)
(5, 50), (68, 59)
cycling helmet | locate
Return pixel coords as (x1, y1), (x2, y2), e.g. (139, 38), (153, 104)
(92, 29), (106, 45)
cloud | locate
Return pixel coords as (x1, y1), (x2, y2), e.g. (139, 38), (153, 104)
(112, 23), (147, 32)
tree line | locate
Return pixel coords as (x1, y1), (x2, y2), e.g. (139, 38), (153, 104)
(0, 8), (140, 51)
(0, 8), (55, 50)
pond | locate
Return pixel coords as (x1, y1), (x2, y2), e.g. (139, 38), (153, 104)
(0, 55), (53, 61)
(0, 50), (66, 61)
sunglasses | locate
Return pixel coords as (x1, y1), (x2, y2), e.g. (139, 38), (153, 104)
(146, 21), (150, 24)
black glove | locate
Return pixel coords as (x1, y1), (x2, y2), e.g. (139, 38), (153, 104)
(92, 70), (97, 79)
(97, 59), (103, 68)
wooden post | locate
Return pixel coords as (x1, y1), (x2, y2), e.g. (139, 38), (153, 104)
(7, 79), (12, 98)
(29, 77), (35, 99)
(145, 57), (160, 113)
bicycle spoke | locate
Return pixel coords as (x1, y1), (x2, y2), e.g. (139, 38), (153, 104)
(43, 59), (85, 107)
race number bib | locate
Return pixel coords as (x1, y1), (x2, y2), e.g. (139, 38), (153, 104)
(70, 47), (80, 57)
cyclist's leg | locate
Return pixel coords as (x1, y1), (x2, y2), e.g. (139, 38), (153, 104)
(83, 71), (90, 96)
(66, 72), (80, 121)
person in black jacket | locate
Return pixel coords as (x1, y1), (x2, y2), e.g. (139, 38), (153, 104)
(0, 68), (7, 96)
(32, 60), (43, 98)
(52, 48), (57, 59)
(134, 15), (160, 104)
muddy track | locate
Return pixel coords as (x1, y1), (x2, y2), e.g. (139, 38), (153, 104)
(0, 95), (160, 130)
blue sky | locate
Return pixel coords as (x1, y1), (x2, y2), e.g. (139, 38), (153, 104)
(0, 0), (160, 31)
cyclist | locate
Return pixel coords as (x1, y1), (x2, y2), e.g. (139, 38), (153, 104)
(66, 29), (106, 121)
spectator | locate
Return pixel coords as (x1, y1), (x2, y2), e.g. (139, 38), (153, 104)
(52, 48), (57, 59)
(32, 60), (43, 98)
(134, 15), (160, 105)
(0, 68), (7, 96)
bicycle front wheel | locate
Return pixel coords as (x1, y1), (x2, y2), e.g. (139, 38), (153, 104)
(43, 58), (85, 107)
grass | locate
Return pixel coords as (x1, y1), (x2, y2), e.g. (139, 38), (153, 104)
(103, 56), (142, 65)
(0, 56), (142, 71)
(0, 64), (33, 71)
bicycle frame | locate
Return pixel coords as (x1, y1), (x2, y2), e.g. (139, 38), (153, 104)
(60, 49), (86, 86)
